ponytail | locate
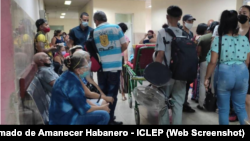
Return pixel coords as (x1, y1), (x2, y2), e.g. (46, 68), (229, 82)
(218, 10), (238, 36)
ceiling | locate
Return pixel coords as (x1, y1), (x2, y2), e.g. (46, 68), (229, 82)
(44, 0), (90, 19)
(44, 0), (151, 19)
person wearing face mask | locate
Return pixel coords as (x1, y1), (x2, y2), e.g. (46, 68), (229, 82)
(69, 12), (93, 49)
(182, 14), (196, 40)
(71, 50), (115, 106)
(182, 14), (197, 113)
(139, 30), (157, 44)
(34, 52), (59, 93)
(34, 19), (57, 58)
(53, 45), (65, 75)
(238, 5), (250, 123)
(51, 30), (64, 47)
(49, 52), (110, 125)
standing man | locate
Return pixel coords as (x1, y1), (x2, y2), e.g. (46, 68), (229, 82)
(34, 19), (57, 57)
(182, 14), (196, 40)
(182, 14), (196, 113)
(69, 12), (93, 49)
(93, 11), (128, 125)
(155, 5), (187, 124)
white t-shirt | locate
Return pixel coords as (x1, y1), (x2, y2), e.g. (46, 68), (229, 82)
(155, 27), (183, 66)
(212, 25), (219, 37)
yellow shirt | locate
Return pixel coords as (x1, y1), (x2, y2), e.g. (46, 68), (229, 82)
(35, 32), (52, 57)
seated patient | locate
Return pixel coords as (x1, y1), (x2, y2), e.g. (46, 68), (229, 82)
(34, 52), (59, 93)
(62, 50), (114, 105)
(49, 52), (110, 125)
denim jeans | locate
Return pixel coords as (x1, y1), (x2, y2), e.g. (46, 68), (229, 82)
(74, 110), (110, 125)
(97, 71), (121, 122)
(214, 63), (248, 125)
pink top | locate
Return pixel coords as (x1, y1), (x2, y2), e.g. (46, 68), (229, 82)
(122, 35), (130, 56)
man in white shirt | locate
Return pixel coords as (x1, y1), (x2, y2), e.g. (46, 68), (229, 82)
(155, 5), (186, 125)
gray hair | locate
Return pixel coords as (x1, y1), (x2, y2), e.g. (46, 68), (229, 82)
(93, 11), (107, 22)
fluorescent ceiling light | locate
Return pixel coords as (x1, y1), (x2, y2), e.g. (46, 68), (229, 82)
(64, 1), (71, 5)
(61, 13), (66, 15)
(60, 16), (65, 18)
(148, 5), (152, 8)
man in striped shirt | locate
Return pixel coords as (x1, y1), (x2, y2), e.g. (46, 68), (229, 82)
(93, 11), (128, 125)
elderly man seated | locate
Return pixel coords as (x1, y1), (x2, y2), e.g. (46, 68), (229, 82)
(34, 52), (59, 93)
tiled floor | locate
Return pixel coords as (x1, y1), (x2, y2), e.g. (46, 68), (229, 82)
(93, 73), (240, 125)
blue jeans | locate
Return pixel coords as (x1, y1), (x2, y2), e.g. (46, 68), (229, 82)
(97, 71), (121, 122)
(214, 63), (248, 125)
(74, 110), (110, 125)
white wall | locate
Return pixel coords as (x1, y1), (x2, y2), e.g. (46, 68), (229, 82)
(14, 0), (40, 21)
(151, 0), (238, 32)
(93, 0), (147, 44)
(79, 0), (94, 27)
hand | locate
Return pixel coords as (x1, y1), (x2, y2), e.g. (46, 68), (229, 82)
(204, 79), (210, 92)
(105, 96), (114, 104)
(124, 60), (128, 65)
(102, 103), (110, 113)
(50, 46), (57, 50)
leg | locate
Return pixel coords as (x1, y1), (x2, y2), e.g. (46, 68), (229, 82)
(74, 110), (110, 125)
(183, 80), (195, 112)
(246, 95), (250, 122)
(106, 71), (121, 124)
(171, 80), (186, 125)
(97, 71), (108, 95)
(198, 62), (207, 108)
(231, 64), (249, 125)
(214, 64), (235, 125)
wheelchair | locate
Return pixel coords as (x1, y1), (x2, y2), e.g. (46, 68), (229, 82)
(123, 44), (155, 109)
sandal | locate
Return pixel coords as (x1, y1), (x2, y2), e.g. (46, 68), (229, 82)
(122, 96), (127, 101)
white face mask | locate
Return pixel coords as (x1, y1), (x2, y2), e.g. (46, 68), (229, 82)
(185, 22), (193, 30)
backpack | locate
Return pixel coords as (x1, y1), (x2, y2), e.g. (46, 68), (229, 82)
(156, 28), (198, 81)
(84, 30), (102, 72)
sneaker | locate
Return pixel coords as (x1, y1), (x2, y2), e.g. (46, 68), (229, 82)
(183, 105), (195, 113)
(197, 105), (205, 110)
(109, 121), (123, 125)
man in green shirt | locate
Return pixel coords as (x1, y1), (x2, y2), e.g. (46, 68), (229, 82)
(197, 21), (219, 110)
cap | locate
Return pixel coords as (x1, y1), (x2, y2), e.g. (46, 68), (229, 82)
(35, 19), (47, 30)
(182, 14), (196, 21)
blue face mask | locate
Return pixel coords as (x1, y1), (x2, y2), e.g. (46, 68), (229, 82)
(80, 71), (90, 79)
(82, 21), (88, 27)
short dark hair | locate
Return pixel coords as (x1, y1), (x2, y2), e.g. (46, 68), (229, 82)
(118, 23), (128, 33)
(35, 19), (46, 32)
(80, 12), (89, 18)
(54, 30), (61, 37)
(218, 10), (238, 36)
(196, 23), (208, 35)
(167, 6), (182, 18)
(94, 11), (107, 22)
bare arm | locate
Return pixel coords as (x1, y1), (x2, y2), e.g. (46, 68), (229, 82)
(205, 51), (218, 80)
(54, 56), (62, 65)
(149, 33), (157, 43)
(51, 37), (57, 47)
(155, 51), (165, 63)
(121, 42), (128, 52)
(68, 39), (74, 48)
(36, 42), (56, 53)
(87, 103), (110, 113)
(86, 76), (105, 95)
(139, 35), (147, 44)
(246, 53), (250, 67)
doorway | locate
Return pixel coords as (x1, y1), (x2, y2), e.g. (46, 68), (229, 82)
(115, 13), (134, 58)
(47, 25), (64, 42)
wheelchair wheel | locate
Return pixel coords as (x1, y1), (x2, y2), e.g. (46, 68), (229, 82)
(129, 95), (132, 108)
(134, 107), (140, 125)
